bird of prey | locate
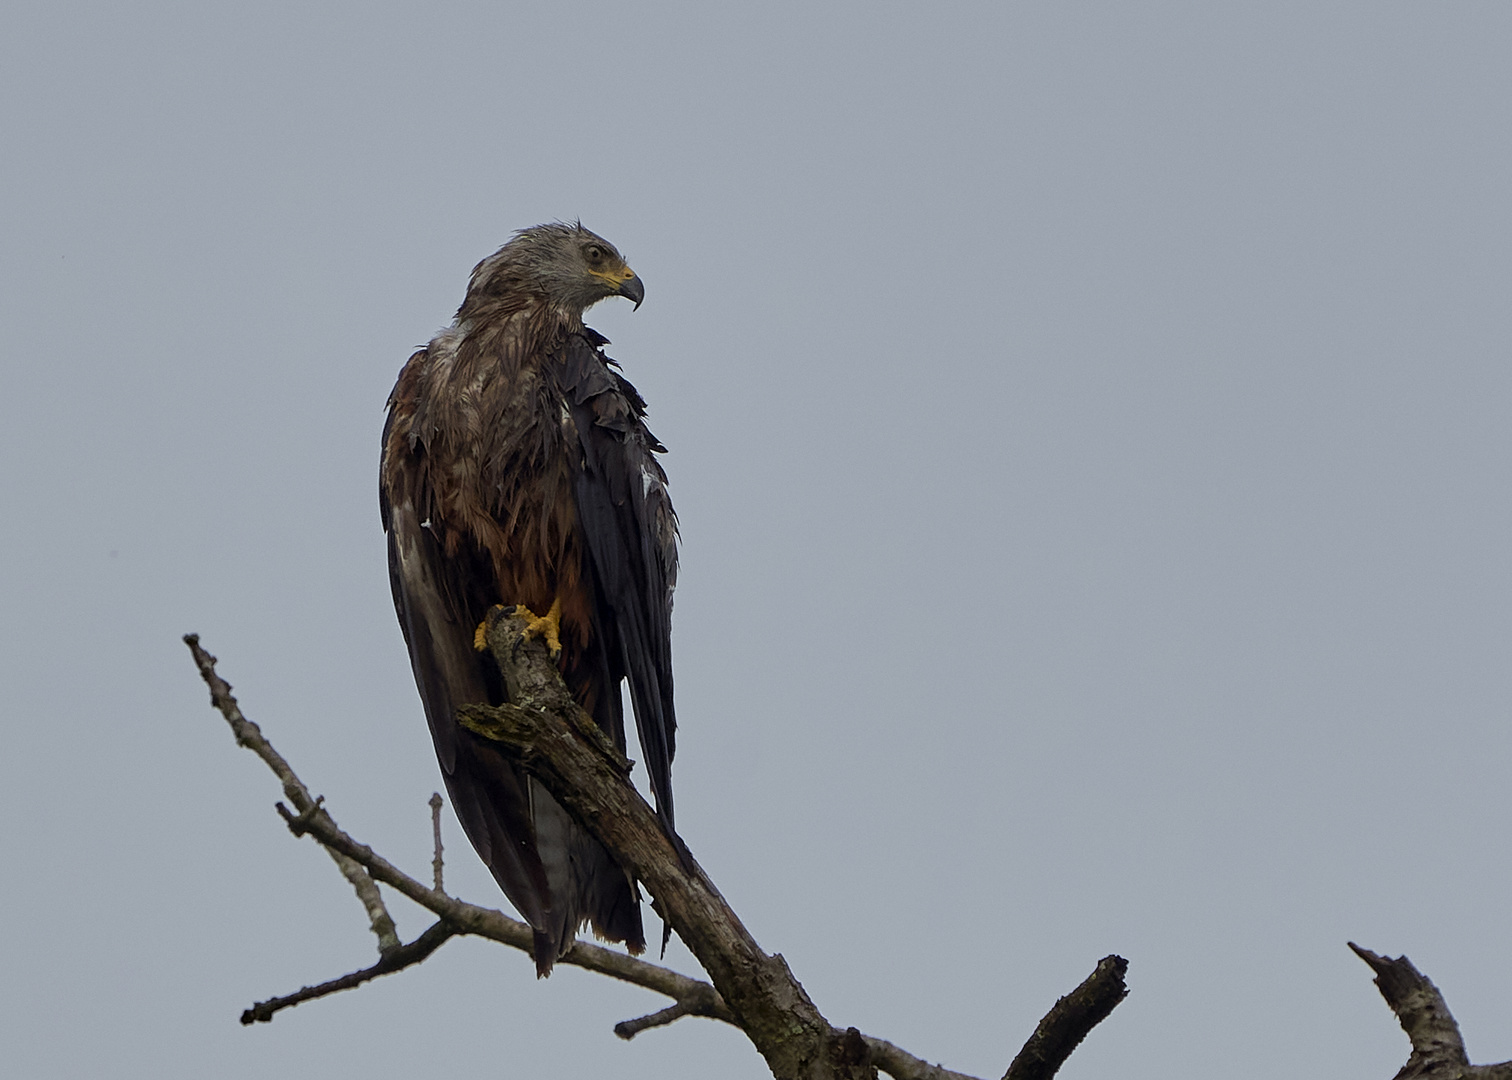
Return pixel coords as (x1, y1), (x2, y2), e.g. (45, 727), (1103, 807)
(380, 223), (677, 974)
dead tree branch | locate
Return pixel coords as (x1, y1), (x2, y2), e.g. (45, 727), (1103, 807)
(1002, 955), (1128, 1080)
(185, 628), (1126, 1080)
(614, 1000), (695, 1039)
(242, 919), (459, 1024)
(1350, 943), (1512, 1080)
(185, 634), (735, 1030)
(184, 634), (401, 956)
(464, 609), (868, 1079)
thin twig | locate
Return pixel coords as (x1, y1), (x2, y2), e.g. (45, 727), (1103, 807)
(184, 634), (399, 954)
(614, 1001), (692, 1039)
(333, 847), (402, 955)
(242, 919), (458, 1024)
(429, 792), (445, 893)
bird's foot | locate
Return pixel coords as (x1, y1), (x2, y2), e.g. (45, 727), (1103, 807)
(474, 604), (510, 652)
(515, 597), (563, 658)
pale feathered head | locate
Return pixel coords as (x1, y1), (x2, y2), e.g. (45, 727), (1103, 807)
(463, 222), (644, 318)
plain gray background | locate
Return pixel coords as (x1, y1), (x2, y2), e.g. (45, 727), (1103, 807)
(3, 2), (1509, 1077)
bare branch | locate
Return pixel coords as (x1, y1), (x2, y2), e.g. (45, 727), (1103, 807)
(615, 1001), (693, 1039)
(185, 634), (736, 1027)
(333, 847), (402, 955)
(428, 792), (445, 893)
(470, 609), (870, 1080)
(242, 919), (458, 1024)
(184, 634), (400, 954)
(188, 629), (1118, 1080)
(1349, 943), (1512, 1080)
(1002, 955), (1128, 1080)
(1349, 943), (1467, 1074)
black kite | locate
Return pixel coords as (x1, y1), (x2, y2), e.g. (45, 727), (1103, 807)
(380, 223), (677, 974)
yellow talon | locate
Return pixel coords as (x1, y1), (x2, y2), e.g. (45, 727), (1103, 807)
(474, 604), (509, 651)
(516, 597), (563, 658)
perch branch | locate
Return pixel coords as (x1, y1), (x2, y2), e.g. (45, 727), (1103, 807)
(466, 608), (1129, 1080)
(187, 630), (1122, 1080)
(467, 609), (871, 1079)
(1350, 943), (1512, 1080)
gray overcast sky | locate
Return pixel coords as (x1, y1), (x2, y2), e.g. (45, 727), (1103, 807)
(3, 3), (1510, 1077)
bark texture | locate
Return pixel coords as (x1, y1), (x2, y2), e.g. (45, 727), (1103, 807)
(1350, 943), (1512, 1080)
(1002, 956), (1128, 1080)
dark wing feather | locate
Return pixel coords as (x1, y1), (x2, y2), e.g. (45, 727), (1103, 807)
(556, 331), (679, 832)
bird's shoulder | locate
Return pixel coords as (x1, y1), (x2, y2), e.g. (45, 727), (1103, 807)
(554, 329), (662, 440)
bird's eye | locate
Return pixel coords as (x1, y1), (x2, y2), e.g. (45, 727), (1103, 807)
(585, 245), (604, 263)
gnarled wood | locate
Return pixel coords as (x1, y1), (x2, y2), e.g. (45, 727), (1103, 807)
(1351, 943), (1512, 1080)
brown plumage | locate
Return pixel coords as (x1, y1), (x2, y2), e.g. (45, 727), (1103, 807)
(380, 223), (677, 974)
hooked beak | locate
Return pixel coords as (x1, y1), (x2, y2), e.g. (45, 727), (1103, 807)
(617, 273), (645, 310)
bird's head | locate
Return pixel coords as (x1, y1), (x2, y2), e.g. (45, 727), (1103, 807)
(467, 222), (644, 318)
